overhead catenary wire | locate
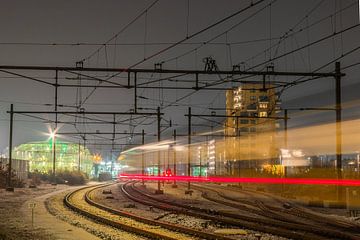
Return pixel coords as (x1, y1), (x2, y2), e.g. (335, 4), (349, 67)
(240, 0), (355, 69)
(78, 0), (266, 107)
(80, 0), (161, 64)
(0, 38), (283, 47)
(3, 0), (360, 151)
(160, 0), (276, 65)
(199, 22), (360, 91)
(144, 0), (336, 99)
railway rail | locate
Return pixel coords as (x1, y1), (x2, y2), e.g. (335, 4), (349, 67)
(189, 183), (360, 240)
(221, 184), (360, 231)
(64, 182), (232, 240)
(121, 181), (334, 240)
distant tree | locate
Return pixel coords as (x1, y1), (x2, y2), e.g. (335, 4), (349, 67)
(0, 163), (25, 188)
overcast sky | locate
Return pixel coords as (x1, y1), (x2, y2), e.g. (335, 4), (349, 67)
(0, 0), (359, 158)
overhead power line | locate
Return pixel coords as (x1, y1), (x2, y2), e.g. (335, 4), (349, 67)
(78, 0), (266, 107)
(0, 38), (281, 47)
(80, 0), (161, 63)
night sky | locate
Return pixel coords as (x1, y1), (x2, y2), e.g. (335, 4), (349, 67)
(0, 0), (359, 158)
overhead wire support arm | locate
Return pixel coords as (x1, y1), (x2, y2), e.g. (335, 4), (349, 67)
(0, 69), (55, 86)
(284, 107), (336, 111)
(185, 114), (286, 120)
(0, 65), (343, 77)
(55, 131), (149, 135)
(7, 110), (163, 116)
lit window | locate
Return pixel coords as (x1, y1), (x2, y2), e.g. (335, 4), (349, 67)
(234, 103), (242, 109)
(234, 95), (242, 101)
(259, 103), (268, 108)
(259, 112), (267, 117)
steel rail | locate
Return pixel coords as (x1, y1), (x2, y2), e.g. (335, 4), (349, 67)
(85, 183), (233, 240)
(189, 183), (359, 240)
(63, 183), (193, 240)
(121, 181), (327, 240)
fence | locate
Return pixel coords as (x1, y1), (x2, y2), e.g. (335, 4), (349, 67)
(0, 158), (28, 181)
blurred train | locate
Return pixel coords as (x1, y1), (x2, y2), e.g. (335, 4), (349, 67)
(118, 150), (360, 179)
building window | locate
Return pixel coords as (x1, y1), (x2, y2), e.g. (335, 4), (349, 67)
(240, 127), (249, 132)
(240, 119), (249, 124)
(250, 95), (257, 101)
(250, 119), (256, 124)
(247, 103), (257, 111)
(259, 111), (267, 117)
(259, 103), (268, 109)
(250, 127), (256, 132)
(259, 95), (269, 102)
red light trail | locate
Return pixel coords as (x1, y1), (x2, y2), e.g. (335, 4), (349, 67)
(118, 174), (360, 186)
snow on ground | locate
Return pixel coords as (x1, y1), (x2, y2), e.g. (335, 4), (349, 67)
(0, 184), (84, 240)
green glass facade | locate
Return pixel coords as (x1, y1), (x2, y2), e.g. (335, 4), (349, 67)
(12, 140), (93, 175)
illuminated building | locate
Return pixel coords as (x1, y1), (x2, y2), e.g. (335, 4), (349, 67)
(12, 140), (93, 175)
(224, 83), (280, 174)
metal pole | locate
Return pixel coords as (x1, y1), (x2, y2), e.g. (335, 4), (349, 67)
(172, 129), (177, 188)
(134, 72), (137, 113)
(236, 117), (242, 187)
(6, 104), (14, 191)
(211, 125), (216, 176)
(82, 135), (86, 174)
(78, 141), (81, 172)
(52, 70), (58, 185)
(357, 153), (359, 179)
(199, 147), (202, 177)
(111, 114), (116, 175)
(335, 62), (343, 202)
(187, 107), (192, 191)
(31, 208), (34, 227)
(282, 109), (288, 195)
(284, 109), (288, 149)
(142, 129), (145, 185)
(156, 107), (163, 194)
(236, 117), (240, 177)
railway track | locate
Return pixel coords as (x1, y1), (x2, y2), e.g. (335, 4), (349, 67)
(220, 184), (360, 232)
(121, 181), (335, 240)
(64, 182), (232, 240)
(190, 183), (360, 240)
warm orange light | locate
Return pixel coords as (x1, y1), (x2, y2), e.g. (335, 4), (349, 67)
(93, 153), (102, 163)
